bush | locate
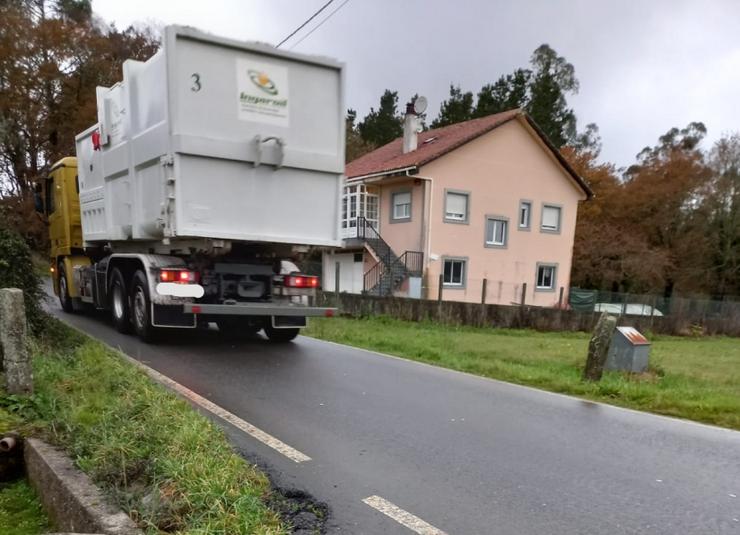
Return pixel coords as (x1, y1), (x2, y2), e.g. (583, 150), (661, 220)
(0, 226), (44, 333)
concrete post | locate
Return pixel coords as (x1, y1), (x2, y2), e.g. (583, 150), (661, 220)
(583, 312), (617, 382)
(481, 278), (487, 305)
(334, 262), (341, 305)
(0, 288), (33, 394)
(520, 283), (527, 306)
(437, 274), (443, 303)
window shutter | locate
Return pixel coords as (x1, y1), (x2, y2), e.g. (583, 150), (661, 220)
(542, 206), (560, 229)
(446, 193), (467, 218)
(395, 192), (411, 206)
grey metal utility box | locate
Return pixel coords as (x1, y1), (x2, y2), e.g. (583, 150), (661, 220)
(605, 326), (651, 373)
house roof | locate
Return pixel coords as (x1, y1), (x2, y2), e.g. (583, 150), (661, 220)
(345, 109), (593, 198)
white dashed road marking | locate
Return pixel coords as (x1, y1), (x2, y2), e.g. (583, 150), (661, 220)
(124, 354), (312, 463)
(363, 495), (448, 535)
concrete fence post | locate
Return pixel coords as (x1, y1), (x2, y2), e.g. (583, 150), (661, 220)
(558, 287), (564, 309)
(0, 288), (34, 395)
(437, 274), (443, 303)
(481, 278), (487, 305)
(334, 262), (341, 306)
(520, 283), (527, 306)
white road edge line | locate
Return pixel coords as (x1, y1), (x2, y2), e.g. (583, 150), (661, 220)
(53, 311), (312, 463)
(363, 495), (448, 535)
(131, 360), (312, 463)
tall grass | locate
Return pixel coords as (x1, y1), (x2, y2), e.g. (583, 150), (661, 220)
(12, 319), (286, 534)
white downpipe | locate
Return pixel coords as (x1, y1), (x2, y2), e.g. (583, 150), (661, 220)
(405, 170), (434, 274)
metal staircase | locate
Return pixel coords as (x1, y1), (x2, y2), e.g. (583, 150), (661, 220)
(357, 217), (423, 296)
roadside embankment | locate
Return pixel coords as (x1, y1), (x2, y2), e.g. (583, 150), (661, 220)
(2, 318), (287, 534)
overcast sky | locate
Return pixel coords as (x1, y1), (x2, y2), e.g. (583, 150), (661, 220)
(93, 0), (740, 168)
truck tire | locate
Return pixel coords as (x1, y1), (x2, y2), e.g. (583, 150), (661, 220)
(131, 270), (158, 343)
(109, 268), (131, 333)
(263, 324), (300, 343)
(58, 264), (74, 313)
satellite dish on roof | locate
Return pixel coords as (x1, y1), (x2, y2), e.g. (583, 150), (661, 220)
(413, 96), (428, 115)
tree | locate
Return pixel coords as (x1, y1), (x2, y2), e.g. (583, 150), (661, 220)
(431, 44), (584, 148)
(430, 85), (474, 128)
(526, 44), (579, 148)
(357, 90), (403, 147)
(705, 134), (740, 297)
(565, 146), (669, 293)
(572, 123), (602, 157)
(473, 69), (530, 118)
(0, 1), (158, 246)
(345, 109), (373, 163)
(0, 0), (159, 198)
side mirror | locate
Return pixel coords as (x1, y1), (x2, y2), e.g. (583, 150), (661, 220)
(33, 183), (44, 214)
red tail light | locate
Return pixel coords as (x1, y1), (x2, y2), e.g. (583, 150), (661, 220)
(284, 274), (319, 288)
(160, 269), (198, 284)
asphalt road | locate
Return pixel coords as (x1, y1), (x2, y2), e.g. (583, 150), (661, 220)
(46, 297), (740, 534)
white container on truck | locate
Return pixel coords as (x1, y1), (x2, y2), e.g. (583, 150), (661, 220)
(40, 26), (342, 342)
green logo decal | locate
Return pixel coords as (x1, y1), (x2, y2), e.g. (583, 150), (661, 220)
(248, 70), (278, 95)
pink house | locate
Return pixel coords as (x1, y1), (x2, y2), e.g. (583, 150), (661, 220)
(322, 108), (592, 306)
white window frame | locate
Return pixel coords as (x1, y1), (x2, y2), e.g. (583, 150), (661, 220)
(442, 257), (467, 288)
(540, 203), (562, 234)
(484, 215), (508, 248)
(518, 200), (532, 230)
(444, 189), (470, 224)
(391, 190), (412, 222)
(535, 262), (558, 292)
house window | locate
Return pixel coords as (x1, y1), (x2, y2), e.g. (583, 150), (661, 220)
(536, 263), (557, 291)
(443, 258), (466, 287)
(541, 204), (562, 233)
(485, 216), (508, 247)
(444, 190), (469, 223)
(392, 191), (411, 221)
(519, 201), (531, 229)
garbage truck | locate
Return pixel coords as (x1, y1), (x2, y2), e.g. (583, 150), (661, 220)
(37, 26), (343, 342)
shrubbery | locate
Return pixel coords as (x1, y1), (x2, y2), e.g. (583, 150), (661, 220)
(0, 226), (44, 333)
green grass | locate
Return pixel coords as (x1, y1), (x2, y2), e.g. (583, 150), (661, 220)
(0, 480), (50, 535)
(305, 316), (740, 430)
(0, 318), (285, 534)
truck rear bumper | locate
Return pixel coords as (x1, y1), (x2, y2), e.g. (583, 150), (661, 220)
(183, 302), (336, 317)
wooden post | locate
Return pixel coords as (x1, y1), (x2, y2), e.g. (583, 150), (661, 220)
(437, 274), (443, 303)
(520, 283), (527, 306)
(334, 262), (340, 305)
(558, 286), (564, 309)
(481, 278), (487, 305)
(0, 288), (33, 395)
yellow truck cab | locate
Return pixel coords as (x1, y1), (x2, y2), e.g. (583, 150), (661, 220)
(39, 157), (90, 312)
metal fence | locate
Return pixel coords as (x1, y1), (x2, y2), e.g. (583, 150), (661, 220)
(569, 287), (740, 320)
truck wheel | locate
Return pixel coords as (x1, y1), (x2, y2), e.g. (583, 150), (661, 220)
(109, 268), (131, 333)
(58, 264), (74, 313)
(263, 324), (300, 343)
(131, 270), (158, 343)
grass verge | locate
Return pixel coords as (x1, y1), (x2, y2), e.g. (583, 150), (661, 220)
(304, 316), (740, 430)
(0, 479), (50, 535)
(1, 318), (286, 534)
